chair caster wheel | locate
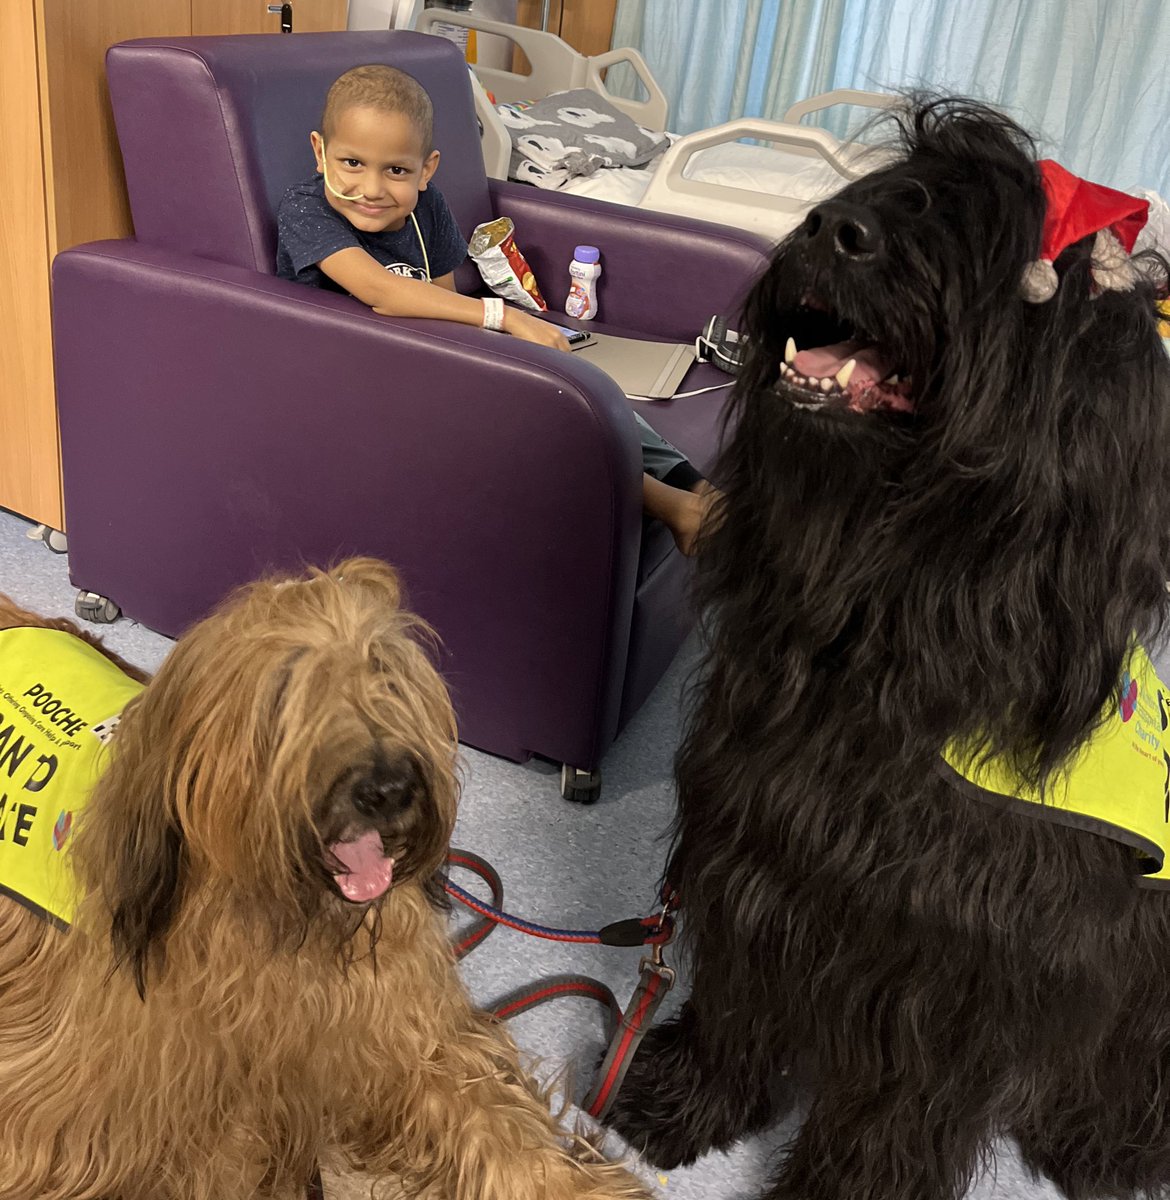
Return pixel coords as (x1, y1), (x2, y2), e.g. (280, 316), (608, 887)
(561, 764), (601, 803)
(26, 524), (68, 554)
(75, 591), (121, 624)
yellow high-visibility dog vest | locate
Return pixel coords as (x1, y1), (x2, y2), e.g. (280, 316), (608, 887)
(0, 627), (144, 927)
(939, 643), (1170, 887)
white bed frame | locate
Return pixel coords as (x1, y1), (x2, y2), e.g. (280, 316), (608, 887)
(416, 9), (668, 179)
(414, 10), (898, 239)
(639, 94), (897, 238)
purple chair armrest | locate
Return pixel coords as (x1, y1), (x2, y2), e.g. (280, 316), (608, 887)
(488, 179), (774, 340)
(52, 240), (645, 766)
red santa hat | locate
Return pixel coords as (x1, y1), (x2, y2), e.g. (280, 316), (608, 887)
(1019, 159), (1150, 303)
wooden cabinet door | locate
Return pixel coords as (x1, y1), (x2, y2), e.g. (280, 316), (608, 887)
(39, 0), (193, 255)
(516, 0), (617, 58)
(0, 1), (59, 528)
(192, 0), (349, 35)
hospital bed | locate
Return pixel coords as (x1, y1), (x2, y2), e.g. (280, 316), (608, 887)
(414, 9), (898, 241)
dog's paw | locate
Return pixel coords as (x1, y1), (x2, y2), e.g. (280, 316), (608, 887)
(600, 1014), (796, 1170)
(605, 1102), (699, 1172)
(599, 1024), (707, 1170)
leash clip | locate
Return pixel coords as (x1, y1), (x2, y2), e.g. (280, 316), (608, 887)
(640, 946), (676, 984)
(647, 881), (680, 952)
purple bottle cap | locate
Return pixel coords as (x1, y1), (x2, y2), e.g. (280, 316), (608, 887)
(573, 245), (601, 263)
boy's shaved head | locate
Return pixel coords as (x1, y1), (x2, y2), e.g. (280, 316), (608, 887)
(321, 65), (434, 151)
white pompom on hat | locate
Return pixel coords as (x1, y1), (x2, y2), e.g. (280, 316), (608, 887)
(1020, 160), (1150, 303)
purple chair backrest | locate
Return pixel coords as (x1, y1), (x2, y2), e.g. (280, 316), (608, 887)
(105, 31), (492, 277)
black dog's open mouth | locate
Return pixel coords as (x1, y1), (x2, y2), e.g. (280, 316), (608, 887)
(773, 298), (915, 415)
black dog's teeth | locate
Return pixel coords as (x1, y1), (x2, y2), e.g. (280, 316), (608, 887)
(781, 338), (860, 395)
(779, 360), (851, 397)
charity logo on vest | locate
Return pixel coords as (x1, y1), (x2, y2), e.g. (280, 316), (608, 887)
(52, 810), (73, 851)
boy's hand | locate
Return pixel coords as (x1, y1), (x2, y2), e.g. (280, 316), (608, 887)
(503, 309), (572, 352)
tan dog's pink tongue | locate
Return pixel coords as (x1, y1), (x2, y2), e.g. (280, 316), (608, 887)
(794, 341), (893, 385)
(330, 830), (394, 902)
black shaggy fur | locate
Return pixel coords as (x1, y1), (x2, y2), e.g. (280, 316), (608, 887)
(604, 98), (1170, 1200)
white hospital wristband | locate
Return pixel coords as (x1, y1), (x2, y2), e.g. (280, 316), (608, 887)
(481, 297), (506, 332)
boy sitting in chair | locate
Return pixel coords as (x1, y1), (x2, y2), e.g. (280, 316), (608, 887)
(276, 64), (715, 555)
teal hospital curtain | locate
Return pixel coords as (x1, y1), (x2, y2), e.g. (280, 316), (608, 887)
(611, 0), (1170, 196)
(610, 0), (853, 137)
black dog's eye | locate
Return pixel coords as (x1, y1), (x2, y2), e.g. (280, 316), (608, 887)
(893, 179), (932, 216)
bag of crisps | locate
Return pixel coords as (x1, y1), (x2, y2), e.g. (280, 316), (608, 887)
(468, 217), (548, 312)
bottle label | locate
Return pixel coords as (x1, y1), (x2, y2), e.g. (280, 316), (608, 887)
(566, 281), (591, 319)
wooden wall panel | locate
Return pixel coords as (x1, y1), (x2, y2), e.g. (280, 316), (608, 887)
(0, 2), (59, 527)
(192, 0), (348, 36)
(38, 0), (192, 257)
(559, 0), (617, 59)
(516, 0), (617, 58)
(38, 1), (346, 257)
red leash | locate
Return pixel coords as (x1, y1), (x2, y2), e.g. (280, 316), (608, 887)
(446, 848), (675, 953)
(445, 849), (679, 1120)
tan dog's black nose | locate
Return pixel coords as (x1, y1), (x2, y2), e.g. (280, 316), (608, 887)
(352, 758), (418, 819)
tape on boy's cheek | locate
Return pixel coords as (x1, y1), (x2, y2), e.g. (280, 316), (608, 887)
(318, 141), (369, 202)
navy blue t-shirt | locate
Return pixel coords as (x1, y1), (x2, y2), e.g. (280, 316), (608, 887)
(275, 175), (467, 290)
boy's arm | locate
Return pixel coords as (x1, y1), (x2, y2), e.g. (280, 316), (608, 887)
(319, 248), (568, 351)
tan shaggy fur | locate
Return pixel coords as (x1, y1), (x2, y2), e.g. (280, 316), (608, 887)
(0, 559), (649, 1200)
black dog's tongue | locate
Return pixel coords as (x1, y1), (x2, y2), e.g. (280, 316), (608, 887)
(794, 340), (893, 386)
(789, 339), (914, 414)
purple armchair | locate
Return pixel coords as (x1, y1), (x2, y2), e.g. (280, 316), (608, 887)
(51, 31), (770, 798)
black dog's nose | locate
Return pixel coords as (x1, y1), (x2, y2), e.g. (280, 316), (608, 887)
(802, 200), (883, 260)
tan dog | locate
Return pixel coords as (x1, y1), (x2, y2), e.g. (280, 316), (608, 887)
(0, 559), (648, 1200)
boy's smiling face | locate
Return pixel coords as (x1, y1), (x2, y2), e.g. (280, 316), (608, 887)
(311, 104), (440, 235)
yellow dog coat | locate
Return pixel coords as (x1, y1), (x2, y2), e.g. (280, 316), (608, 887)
(939, 643), (1170, 887)
(0, 627), (144, 927)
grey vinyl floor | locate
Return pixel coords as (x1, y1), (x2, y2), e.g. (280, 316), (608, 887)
(0, 506), (1060, 1200)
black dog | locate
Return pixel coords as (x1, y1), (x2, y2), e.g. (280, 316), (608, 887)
(605, 97), (1170, 1200)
